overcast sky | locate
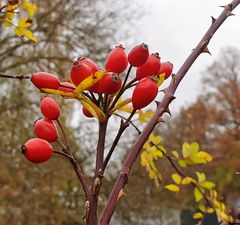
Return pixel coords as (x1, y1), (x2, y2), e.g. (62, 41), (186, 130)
(132, 0), (240, 112)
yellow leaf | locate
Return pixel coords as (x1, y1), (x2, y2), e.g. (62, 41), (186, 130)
(78, 95), (106, 122)
(41, 88), (73, 97)
(18, 17), (32, 28)
(5, 4), (17, 21)
(3, 20), (13, 27)
(21, 1), (37, 18)
(23, 29), (37, 42)
(200, 181), (215, 190)
(195, 151), (212, 163)
(196, 172), (206, 183)
(181, 177), (193, 185)
(111, 98), (132, 114)
(182, 142), (190, 158)
(207, 208), (214, 213)
(199, 204), (206, 212)
(193, 212), (203, 219)
(172, 173), (182, 185)
(138, 110), (154, 123)
(155, 73), (165, 86)
(74, 70), (105, 94)
(149, 133), (161, 145)
(15, 27), (24, 37)
(194, 187), (203, 202)
(165, 184), (180, 192)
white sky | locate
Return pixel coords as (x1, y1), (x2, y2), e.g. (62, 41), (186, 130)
(133, 0), (240, 112)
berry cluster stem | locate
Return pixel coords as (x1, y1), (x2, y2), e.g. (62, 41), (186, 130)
(100, 1), (240, 224)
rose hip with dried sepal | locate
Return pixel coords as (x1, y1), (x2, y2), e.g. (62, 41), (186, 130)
(58, 82), (75, 93)
(97, 72), (122, 94)
(21, 138), (53, 164)
(136, 53), (161, 80)
(40, 96), (60, 120)
(70, 60), (93, 86)
(34, 118), (58, 142)
(105, 44), (128, 74)
(31, 72), (60, 89)
(77, 57), (99, 73)
(128, 43), (149, 67)
(132, 77), (158, 109)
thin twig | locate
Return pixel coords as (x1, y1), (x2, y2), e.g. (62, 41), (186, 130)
(56, 119), (70, 149)
(0, 72), (31, 80)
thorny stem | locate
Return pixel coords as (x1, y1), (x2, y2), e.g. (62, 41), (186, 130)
(0, 72), (31, 80)
(100, 1), (240, 224)
(101, 110), (136, 173)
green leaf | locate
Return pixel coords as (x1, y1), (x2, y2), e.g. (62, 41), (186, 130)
(165, 184), (180, 192)
(178, 159), (186, 167)
(194, 187), (203, 202)
(172, 173), (182, 184)
(200, 181), (215, 190)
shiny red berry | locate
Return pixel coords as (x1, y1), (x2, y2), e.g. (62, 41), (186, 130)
(158, 61), (173, 79)
(21, 138), (53, 163)
(132, 77), (158, 109)
(31, 72), (60, 89)
(136, 53), (161, 80)
(77, 57), (99, 73)
(128, 43), (149, 67)
(82, 107), (93, 118)
(70, 61), (93, 86)
(40, 96), (60, 120)
(58, 82), (75, 93)
(34, 118), (58, 142)
(97, 72), (122, 94)
(105, 44), (128, 74)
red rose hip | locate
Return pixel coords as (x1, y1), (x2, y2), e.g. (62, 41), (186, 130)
(40, 96), (60, 120)
(132, 77), (158, 109)
(105, 44), (128, 74)
(58, 82), (75, 93)
(128, 43), (149, 67)
(34, 118), (58, 142)
(136, 53), (161, 80)
(82, 107), (93, 118)
(158, 61), (173, 80)
(22, 138), (53, 163)
(77, 57), (99, 73)
(31, 72), (60, 89)
(70, 61), (93, 86)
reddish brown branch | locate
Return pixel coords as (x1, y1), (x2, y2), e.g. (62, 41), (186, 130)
(100, 1), (240, 224)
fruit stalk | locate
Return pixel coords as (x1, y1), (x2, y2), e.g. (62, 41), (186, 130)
(100, 1), (240, 224)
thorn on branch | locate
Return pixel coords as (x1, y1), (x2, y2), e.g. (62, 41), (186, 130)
(202, 46), (212, 55)
(158, 117), (166, 123)
(211, 16), (217, 24)
(164, 107), (171, 116)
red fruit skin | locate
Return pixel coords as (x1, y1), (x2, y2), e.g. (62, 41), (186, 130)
(58, 82), (75, 93)
(132, 77), (158, 109)
(97, 72), (122, 94)
(158, 61), (173, 79)
(105, 45), (128, 74)
(70, 61), (93, 86)
(22, 138), (53, 163)
(34, 118), (58, 142)
(82, 107), (93, 118)
(136, 53), (161, 80)
(31, 72), (60, 89)
(77, 57), (99, 73)
(40, 96), (60, 120)
(128, 43), (149, 67)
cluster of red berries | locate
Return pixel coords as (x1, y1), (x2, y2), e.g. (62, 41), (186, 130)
(30, 43), (173, 117)
(22, 97), (60, 163)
